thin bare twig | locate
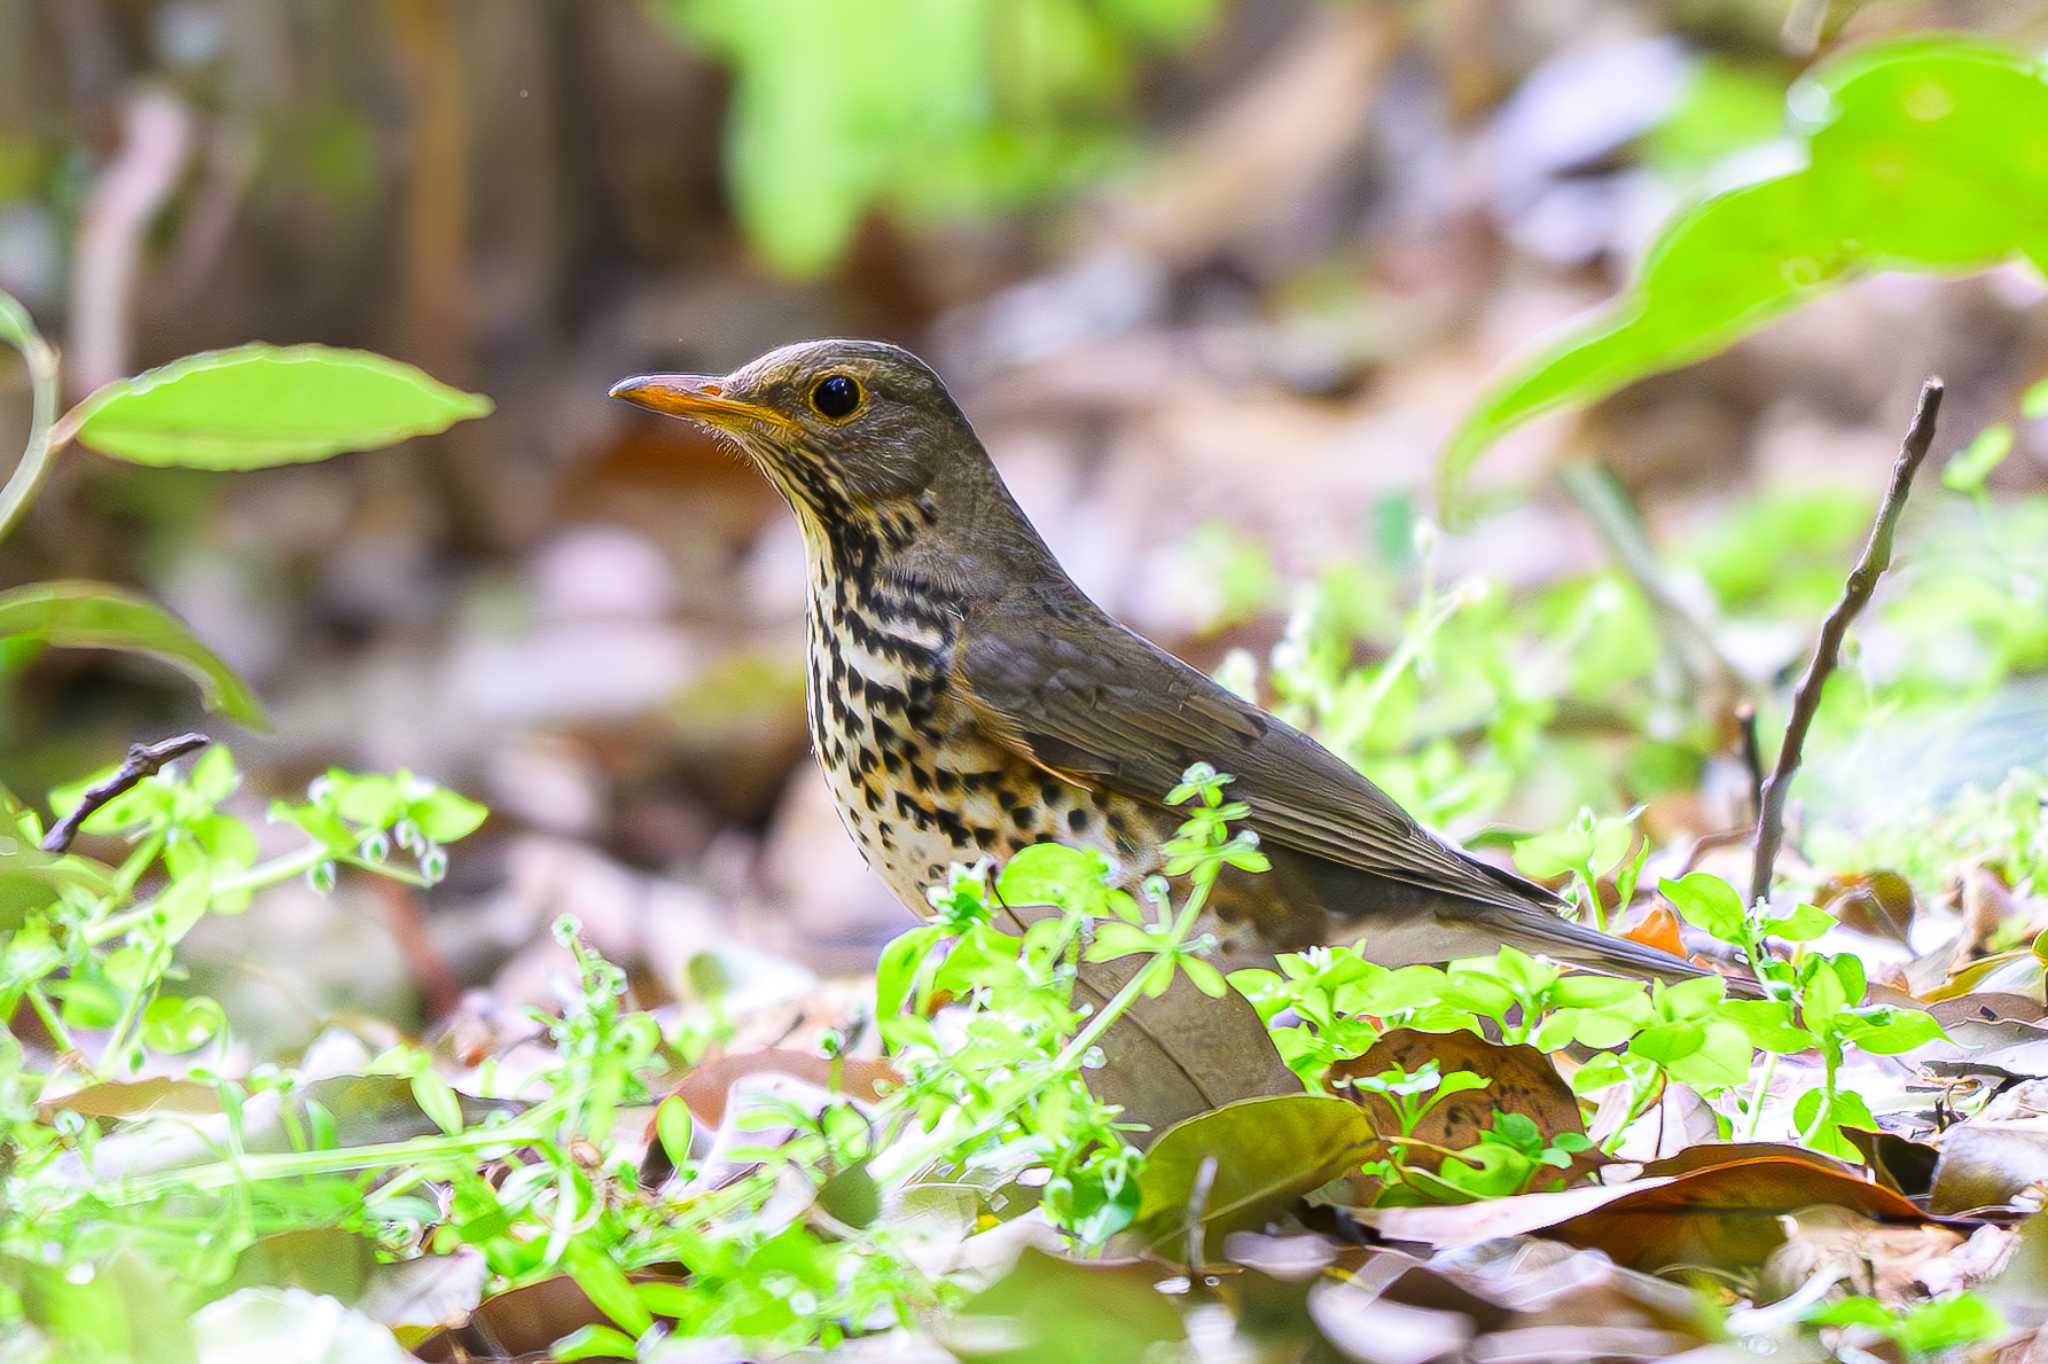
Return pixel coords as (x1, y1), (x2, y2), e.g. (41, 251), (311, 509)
(42, 733), (209, 853)
(1748, 379), (1944, 905)
(1735, 702), (1764, 820)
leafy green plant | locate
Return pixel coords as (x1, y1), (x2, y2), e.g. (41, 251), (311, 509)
(1659, 871), (1943, 1154)
(0, 289), (491, 728)
(1343, 1061), (1592, 1204)
(1807, 1291), (2008, 1358)
(1444, 35), (2048, 502)
(656, 0), (1221, 275)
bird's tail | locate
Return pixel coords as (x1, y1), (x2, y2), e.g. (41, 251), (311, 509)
(1467, 898), (1764, 998)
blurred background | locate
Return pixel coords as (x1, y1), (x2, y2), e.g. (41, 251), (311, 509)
(4, 0), (2048, 1052)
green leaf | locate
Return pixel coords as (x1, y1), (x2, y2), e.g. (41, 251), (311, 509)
(1943, 423), (2015, 494)
(1442, 37), (2048, 502)
(1134, 1094), (1378, 1261)
(0, 840), (117, 931)
(1720, 998), (1818, 1054)
(564, 1240), (654, 1337)
(141, 995), (226, 1054)
(655, 1096), (694, 1171)
(1836, 1005), (1946, 1055)
(874, 923), (940, 1018)
(1894, 1292), (2008, 1354)
(410, 785), (488, 842)
(1511, 827), (1593, 879)
(68, 344), (491, 469)
(409, 1071), (464, 1138)
(1658, 873), (1746, 945)
(2024, 375), (2048, 419)
(1083, 921), (1157, 963)
(0, 580), (267, 728)
(1759, 902), (1834, 943)
(997, 842), (1117, 917)
(551, 1324), (642, 1362)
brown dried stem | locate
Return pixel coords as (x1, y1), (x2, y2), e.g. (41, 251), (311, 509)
(1748, 379), (1944, 905)
(41, 733), (209, 854)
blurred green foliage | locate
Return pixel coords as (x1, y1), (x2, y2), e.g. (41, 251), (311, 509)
(655, 0), (1220, 274)
(1445, 35), (2048, 501)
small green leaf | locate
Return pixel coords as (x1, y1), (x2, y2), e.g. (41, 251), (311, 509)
(564, 1240), (654, 1337)
(1178, 956), (1228, 998)
(1658, 873), (1746, 944)
(1758, 902), (1834, 942)
(1837, 1005), (1945, 1055)
(2023, 376), (2048, 419)
(408, 1071), (463, 1138)
(551, 1324), (641, 1362)
(1893, 1292), (2008, 1354)
(1083, 921), (1157, 963)
(0, 581), (267, 727)
(410, 786), (488, 842)
(69, 344), (491, 469)
(655, 1096), (695, 1169)
(141, 996), (225, 1053)
(1720, 998), (1818, 1054)
(997, 843), (1116, 917)
(1943, 423), (2015, 494)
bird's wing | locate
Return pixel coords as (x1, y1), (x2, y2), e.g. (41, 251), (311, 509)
(953, 596), (1555, 916)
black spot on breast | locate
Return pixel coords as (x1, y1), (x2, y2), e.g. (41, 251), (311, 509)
(1068, 808), (1089, 835)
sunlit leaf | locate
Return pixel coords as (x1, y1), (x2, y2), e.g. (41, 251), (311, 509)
(1134, 1094), (1378, 1261)
(1443, 36), (2048, 502)
(68, 344), (491, 469)
(0, 580), (267, 728)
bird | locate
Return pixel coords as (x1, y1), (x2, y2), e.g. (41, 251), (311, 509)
(610, 339), (1726, 988)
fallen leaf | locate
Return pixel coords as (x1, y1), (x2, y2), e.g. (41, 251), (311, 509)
(1352, 1145), (1928, 1275)
(668, 1049), (899, 1129)
(1331, 1028), (1601, 1186)
(36, 1077), (221, 1122)
(1818, 870), (1917, 945)
(1758, 1206), (1965, 1305)
(995, 902), (1300, 1143)
(411, 1272), (687, 1362)
(1134, 1094), (1378, 1264)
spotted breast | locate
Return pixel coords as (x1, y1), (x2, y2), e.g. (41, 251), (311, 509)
(799, 522), (1157, 913)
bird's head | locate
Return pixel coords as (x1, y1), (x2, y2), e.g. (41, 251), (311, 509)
(609, 340), (984, 534)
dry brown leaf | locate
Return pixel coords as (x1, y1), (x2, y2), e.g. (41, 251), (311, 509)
(1817, 870), (1917, 945)
(1330, 1029), (1598, 1182)
(1758, 1206), (1965, 1305)
(667, 1049), (900, 1129)
(411, 1271), (687, 1362)
(992, 902), (1299, 1145)
(1352, 1145), (1929, 1275)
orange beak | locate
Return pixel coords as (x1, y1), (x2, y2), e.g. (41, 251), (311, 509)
(607, 374), (797, 433)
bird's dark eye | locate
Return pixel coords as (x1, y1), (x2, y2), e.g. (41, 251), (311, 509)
(810, 373), (862, 420)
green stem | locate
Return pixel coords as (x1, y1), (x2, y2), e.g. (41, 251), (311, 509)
(0, 290), (63, 545)
(1742, 1052), (1778, 1141)
(85, 846), (428, 946)
(25, 984), (80, 1059)
(102, 1100), (570, 1204)
(97, 938), (170, 1076)
(1575, 860), (1606, 933)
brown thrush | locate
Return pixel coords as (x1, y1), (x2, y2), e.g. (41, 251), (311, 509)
(611, 340), (1715, 985)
